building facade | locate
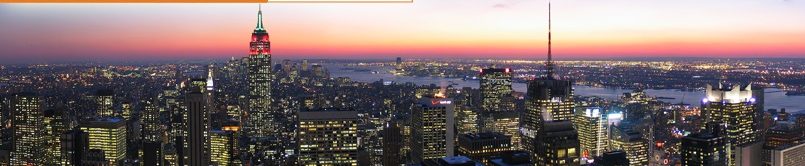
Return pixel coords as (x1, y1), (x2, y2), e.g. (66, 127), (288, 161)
(771, 142), (805, 166)
(412, 96), (456, 163)
(457, 132), (513, 164)
(534, 121), (580, 166)
(702, 83), (760, 166)
(10, 93), (45, 165)
(480, 67), (514, 112)
(297, 109), (359, 165)
(573, 107), (608, 159)
(246, 6), (275, 138)
(681, 132), (727, 166)
(80, 118), (127, 165)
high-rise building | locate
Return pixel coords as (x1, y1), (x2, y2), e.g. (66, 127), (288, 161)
(44, 108), (70, 165)
(312, 64), (325, 78)
(521, 2), (576, 162)
(301, 59), (310, 71)
(457, 132), (513, 164)
(480, 67), (514, 112)
(168, 101), (186, 166)
(80, 118), (127, 165)
(142, 97), (163, 166)
(82, 149), (108, 166)
(771, 142), (805, 166)
(282, 59), (292, 72)
(142, 97), (161, 142)
(734, 141), (763, 166)
(382, 121), (402, 166)
(96, 89), (115, 117)
(297, 108), (359, 165)
(534, 121), (580, 165)
(246, 6), (274, 138)
(795, 115), (805, 129)
(609, 125), (649, 166)
(142, 141), (164, 166)
(10, 92), (45, 165)
(681, 132), (727, 166)
(186, 91), (209, 166)
(412, 96), (456, 162)
(395, 57), (403, 72)
(763, 121), (802, 165)
(121, 101), (131, 120)
(210, 130), (237, 166)
(764, 122), (802, 149)
(61, 128), (90, 166)
(455, 105), (479, 135)
(702, 83), (760, 165)
(481, 111), (520, 148)
(574, 107), (608, 159)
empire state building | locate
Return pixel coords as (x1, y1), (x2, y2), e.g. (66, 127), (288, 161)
(246, 6), (274, 138)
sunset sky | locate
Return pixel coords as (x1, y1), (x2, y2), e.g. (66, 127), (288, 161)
(1, 0), (805, 62)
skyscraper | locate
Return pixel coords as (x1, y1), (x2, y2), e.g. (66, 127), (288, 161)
(481, 111), (520, 148)
(142, 97), (161, 142)
(142, 141), (164, 166)
(681, 132), (727, 166)
(534, 121), (580, 165)
(702, 83), (760, 165)
(210, 129), (237, 166)
(573, 107), (608, 159)
(141, 96), (163, 165)
(301, 59), (310, 72)
(96, 89), (114, 118)
(478, 67), (519, 148)
(395, 57), (403, 72)
(480, 67), (514, 112)
(10, 92), (45, 165)
(412, 95), (456, 163)
(382, 121), (403, 166)
(44, 108), (70, 165)
(186, 90), (209, 166)
(455, 104), (479, 135)
(246, 5), (274, 138)
(762, 122), (801, 165)
(609, 124), (649, 166)
(521, 2), (576, 162)
(297, 108), (359, 165)
(80, 118), (127, 165)
(61, 128), (90, 166)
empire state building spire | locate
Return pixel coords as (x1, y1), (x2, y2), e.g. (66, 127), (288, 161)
(256, 4), (265, 31)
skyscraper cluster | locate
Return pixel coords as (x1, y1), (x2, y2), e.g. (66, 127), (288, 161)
(0, 3), (798, 166)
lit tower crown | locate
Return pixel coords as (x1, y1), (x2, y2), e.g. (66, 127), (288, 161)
(250, 5), (270, 56)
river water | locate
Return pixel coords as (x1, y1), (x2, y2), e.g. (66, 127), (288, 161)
(324, 63), (805, 113)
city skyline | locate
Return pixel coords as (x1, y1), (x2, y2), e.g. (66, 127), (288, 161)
(2, 0), (805, 63)
(0, 4), (803, 165)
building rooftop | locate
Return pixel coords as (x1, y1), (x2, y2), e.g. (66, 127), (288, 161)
(298, 108), (357, 120)
(460, 132), (509, 141)
(81, 117), (126, 128)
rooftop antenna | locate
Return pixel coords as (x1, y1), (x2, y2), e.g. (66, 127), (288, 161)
(545, 0), (555, 79)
